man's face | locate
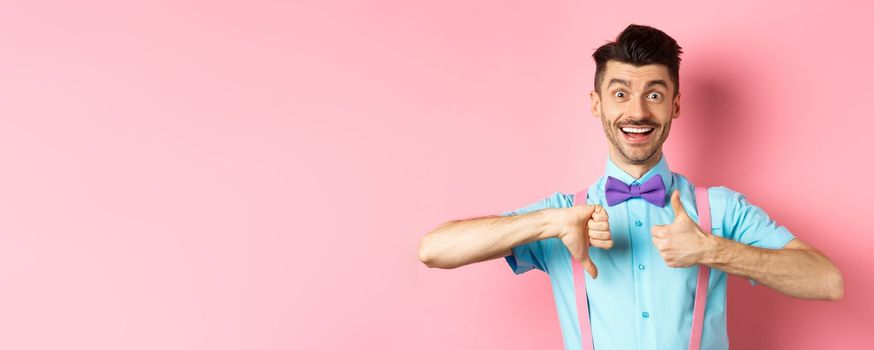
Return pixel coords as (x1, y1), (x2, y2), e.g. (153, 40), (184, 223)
(590, 61), (681, 165)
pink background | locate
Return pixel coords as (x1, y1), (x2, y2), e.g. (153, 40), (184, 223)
(0, 1), (872, 349)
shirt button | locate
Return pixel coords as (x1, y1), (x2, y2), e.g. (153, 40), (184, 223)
(635, 220), (643, 227)
(638, 264), (646, 271)
(642, 311), (650, 319)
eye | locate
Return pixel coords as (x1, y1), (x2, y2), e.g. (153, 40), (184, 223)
(647, 92), (662, 100)
(613, 91), (626, 98)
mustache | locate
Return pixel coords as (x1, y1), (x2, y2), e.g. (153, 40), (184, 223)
(615, 119), (660, 128)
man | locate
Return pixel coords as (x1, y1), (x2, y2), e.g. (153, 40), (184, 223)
(417, 24), (843, 349)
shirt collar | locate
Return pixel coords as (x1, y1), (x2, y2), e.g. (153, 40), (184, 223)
(604, 154), (674, 191)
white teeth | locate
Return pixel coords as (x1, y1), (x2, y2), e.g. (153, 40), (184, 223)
(621, 127), (653, 133)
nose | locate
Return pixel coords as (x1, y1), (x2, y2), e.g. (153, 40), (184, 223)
(626, 95), (649, 119)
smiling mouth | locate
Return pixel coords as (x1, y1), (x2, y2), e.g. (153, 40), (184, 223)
(619, 126), (655, 143)
(621, 127), (654, 134)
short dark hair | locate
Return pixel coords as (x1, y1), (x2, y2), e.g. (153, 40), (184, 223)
(593, 24), (683, 95)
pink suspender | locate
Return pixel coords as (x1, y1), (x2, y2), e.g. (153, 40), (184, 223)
(570, 187), (712, 350)
(570, 189), (595, 350)
(688, 187), (711, 350)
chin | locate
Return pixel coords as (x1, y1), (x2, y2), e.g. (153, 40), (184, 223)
(620, 147), (659, 164)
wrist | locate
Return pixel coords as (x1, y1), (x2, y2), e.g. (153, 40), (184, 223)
(700, 234), (729, 266)
(540, 207), (573, 240)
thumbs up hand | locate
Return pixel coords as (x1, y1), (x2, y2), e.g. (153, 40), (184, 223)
(650, 190), (715, 268)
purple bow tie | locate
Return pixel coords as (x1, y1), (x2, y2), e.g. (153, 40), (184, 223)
(605, 174), (667, 207)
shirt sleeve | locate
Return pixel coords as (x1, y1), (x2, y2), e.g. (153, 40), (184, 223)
(711, 187), (796, 249)
(709, 187), (796, 285)
(502, 192), (573, 275)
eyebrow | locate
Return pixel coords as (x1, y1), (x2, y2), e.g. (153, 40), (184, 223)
(645, 80), (669, 90)
(607, 78), (630, 88)
(606, 78), (670, 90)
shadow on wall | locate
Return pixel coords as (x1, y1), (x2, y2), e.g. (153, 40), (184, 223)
(673, 50), (760, 188)
(678, 49), (869, 348)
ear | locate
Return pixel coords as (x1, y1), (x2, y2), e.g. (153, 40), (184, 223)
(590, 90), (601, 118)
(672, 91), (681, 119)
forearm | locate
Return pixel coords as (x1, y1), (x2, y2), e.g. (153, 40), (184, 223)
(418, 209), (563, 269)
(701, 237), (843, 300)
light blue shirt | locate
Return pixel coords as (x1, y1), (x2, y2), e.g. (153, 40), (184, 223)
(502, 156), (794, 350)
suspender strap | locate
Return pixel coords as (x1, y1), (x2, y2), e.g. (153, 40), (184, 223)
(570, 187), (712, 350)
(689, 187), (712, 350)
(571, 190), (594, 350)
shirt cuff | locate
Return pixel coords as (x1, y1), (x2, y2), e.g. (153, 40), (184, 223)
(504, 242), (540, 275)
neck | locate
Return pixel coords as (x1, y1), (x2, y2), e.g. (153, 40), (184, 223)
(608, 149), (663, 179)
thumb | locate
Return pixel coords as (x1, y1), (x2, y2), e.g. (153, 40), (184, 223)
(670, 190), (689, 220)
(582, 256), (599, 279)
(570, 238), (598, 279)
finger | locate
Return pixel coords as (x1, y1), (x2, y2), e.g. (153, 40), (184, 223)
(582, 257), (599, 279)
(588, 231), (610, 242)
(587, 219), (610, 232)
(651, 235), (665, 250)
(588, 227), (611, 240)
(650, 224), (668, 238)
(592, 205), (608, 222)
(590, 237), (614, 250)
(670, 190), (688, 219)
